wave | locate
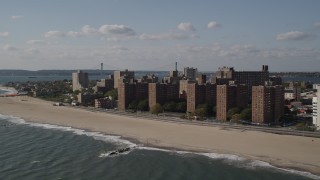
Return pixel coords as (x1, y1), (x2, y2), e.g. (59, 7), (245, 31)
(0, 88), (18, 95)
(0, 114), (137, 149)
(139, 146), (320, 179)
(1, 114), (319, 180)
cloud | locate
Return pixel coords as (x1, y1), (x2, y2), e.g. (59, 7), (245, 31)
(207, 21), (221, 29)
(0, 32), (10, 37)
(44, 31), (66, 38)
(82, 25), (97, 35)
(11, 15), (24, 20)
(3, 45), (18, 51)
(67, 25), (97, 37)
(99, 24), (136, 36)
(27, 40), (47, 45)
(44, 24), (135, 40)
(140, 32), (198, 41)
(177, 22), (196, 32)
(276, 31), (315, 41)
(26, 48), (40, 54)
(314, 22), (320, 28)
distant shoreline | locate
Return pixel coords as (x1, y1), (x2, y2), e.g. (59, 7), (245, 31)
(0, 96), (319, 176)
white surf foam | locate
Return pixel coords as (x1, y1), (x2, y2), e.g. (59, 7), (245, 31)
(0, 88), (18, 95)
(1, 114), (136, 149)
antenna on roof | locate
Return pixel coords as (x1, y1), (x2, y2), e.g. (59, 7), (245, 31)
(100, 63), (103, 79)
(175, 62), (178, 71)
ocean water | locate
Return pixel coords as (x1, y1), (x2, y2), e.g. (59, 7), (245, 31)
(0, 114), (318, 180)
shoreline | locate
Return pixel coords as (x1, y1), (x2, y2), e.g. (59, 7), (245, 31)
(0, 96), (320, 177)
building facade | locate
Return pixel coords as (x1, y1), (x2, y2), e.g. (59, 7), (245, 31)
(148, 83), (179, 109)
(313, 85), (320, 130)
(216, 84), (247, 121)
(210, 65), (271, 102)
(252, 85), (284, 124)
(186, 83), (216, 113)
(95, 98), (116, 109)
(114, 69), (135, 89)
(72, 70), (89, 91)
(118, 82), (148, 111)
(94, 78), (114, 94)
(284, 87), (301, 101)
(183, 67), (198, 80)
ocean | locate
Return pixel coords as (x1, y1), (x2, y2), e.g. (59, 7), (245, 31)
(0, 114), (318, 180)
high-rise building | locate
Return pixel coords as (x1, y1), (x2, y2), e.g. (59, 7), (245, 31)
(148, 83), (179, 109)
(186, 83), (216, 113)
(252, 84), (284, 124)
(179, 79), (197, 95)
(216, 84), (248, 121)
(196, 74), (207, 85)
(210, 65), (270, 101)
(114, 69), (135, 89)
(94, 78), (114, 94)
(118, 82), (148, 111)
(313, 85), (320, 130)
(72, 70), (89, 91)
(184, 67), (198, 80)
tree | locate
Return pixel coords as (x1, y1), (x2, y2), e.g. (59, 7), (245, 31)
(150, 103), (163, 115)
(240, 108), (252, 120)
(137, 99), (149, 111)
(163, 101), (177, 112)
(197, 104), (213, 117)
(227, 107), (241, 120)
(231, 113), (242, 122)
(194, 108), (207, 119)
(105, 88), (118, 100)
(176, 101), (187, 112)
(128, 100), (139, 111)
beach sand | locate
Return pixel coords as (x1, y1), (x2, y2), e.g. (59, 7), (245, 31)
(0, 96), (319, 175)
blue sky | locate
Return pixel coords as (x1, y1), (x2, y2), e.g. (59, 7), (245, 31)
(0, 0), (320, 71)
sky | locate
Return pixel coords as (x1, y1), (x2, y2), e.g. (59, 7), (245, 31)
(0, 0), (320, 72)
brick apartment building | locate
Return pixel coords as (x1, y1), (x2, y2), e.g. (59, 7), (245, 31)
(186, 83), (216, 113)
(148, 83), (179, 109)
(252, 84), (284, 124)
(118, 82), (148, 111)
(216, 84), (248, 121)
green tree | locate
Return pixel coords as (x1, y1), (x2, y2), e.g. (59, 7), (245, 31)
(163, 101), (177, 112)
(137, 99), (149, 111)
(73, 89), (80, 95)
(227, 107), (241, 120)
(231, 113), (242, 122)
(194, 108), (207, 119)
(105, 88), (118, 100)
(176, 101), (187, 112)
(240, 108), (252, 120)
(197, 104), (213, 117)
(128, 100), (139, 111)
(150, 103), (163, 115)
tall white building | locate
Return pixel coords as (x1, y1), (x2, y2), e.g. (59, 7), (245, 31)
(313, 84), (320, 130)
(72, 70), (89, 91)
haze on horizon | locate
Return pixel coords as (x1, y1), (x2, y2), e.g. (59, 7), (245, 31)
(1, 0), (320, 72)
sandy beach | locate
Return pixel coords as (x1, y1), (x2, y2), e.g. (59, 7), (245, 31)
(0, 96), (320, 175)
